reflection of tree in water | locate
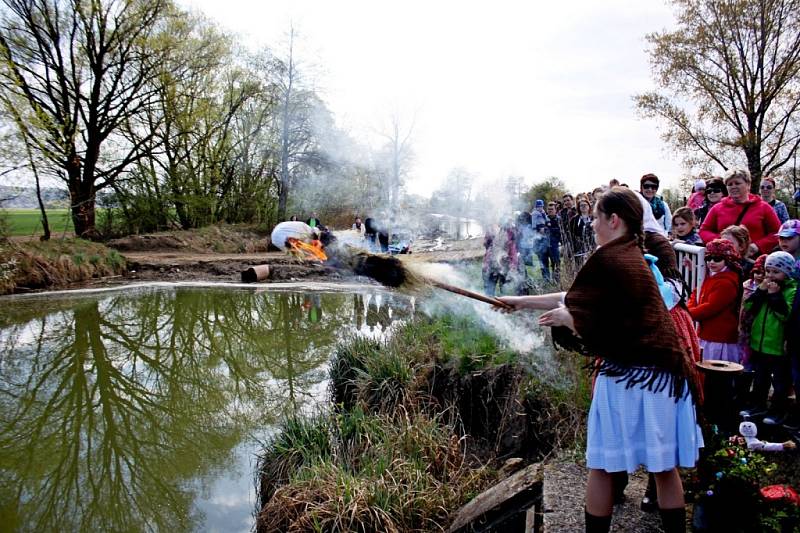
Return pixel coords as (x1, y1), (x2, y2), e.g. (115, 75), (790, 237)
(353, 294), (365, 330)
(0, 288), (360, 532)
(266, 292), (352, 412)
(363, 293), (413, 334)
(366, 294), (379, 331)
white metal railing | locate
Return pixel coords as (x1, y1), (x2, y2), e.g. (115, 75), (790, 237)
(673, 242), (706, 299)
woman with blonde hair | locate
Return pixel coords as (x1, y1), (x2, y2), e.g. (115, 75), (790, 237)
(699, 168), (780, 257)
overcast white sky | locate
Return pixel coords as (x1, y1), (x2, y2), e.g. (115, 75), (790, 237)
(181, 0), (688, 197)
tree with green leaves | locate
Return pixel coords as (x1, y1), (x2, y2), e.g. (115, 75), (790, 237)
(150, 17), (260, 229)
(636, 0), (800, 190)
(523, 176), (568, 208)
(0, 0), (169, 238)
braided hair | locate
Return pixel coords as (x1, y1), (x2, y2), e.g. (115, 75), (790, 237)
(596, 186), (645, 250)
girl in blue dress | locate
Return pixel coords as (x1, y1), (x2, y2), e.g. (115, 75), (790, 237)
(498, 187), (703, 533)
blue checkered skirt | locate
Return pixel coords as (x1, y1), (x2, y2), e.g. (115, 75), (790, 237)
(586, 372), (704, 473)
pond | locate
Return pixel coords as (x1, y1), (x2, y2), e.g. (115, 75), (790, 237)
(0, 283), (415, 532)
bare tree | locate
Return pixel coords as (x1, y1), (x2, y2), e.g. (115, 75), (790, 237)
(431, 168), (474, 239)
(1, 102), (53, 238)
(636, 0), (800, 189)
(376, 112), (414, 242)
(265, 27), (326, 223)
(0, 0), (168, 237)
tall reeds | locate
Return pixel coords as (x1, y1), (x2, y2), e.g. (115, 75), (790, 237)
(257, 408), (488, 533)
(257, 314), (591, 532)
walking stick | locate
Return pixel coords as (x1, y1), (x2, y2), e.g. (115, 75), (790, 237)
(429, 279), (512, 309)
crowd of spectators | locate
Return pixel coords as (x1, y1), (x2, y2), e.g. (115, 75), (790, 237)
(481, 172), (800, 532)
(483, 168), (800, 430)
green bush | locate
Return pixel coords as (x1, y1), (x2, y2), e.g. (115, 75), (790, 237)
(258, 413), (332, 504)
(391, 314), (517, 373)
(105, 250), (125, 270)
(329, 335), (383, 409)
(261, 315), (591, 532)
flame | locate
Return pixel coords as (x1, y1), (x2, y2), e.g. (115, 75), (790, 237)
(287, 237), (327, 261)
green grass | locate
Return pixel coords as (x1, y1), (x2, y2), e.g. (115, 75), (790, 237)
(393, 313), (519, 373)
(258, 408), (492, 533)
(259, 314), (592, 532)
(1, 209), (74, 236)
(0, 238), (127, 294)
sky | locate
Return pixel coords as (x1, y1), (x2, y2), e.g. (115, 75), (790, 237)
(180, 0), (689, 197)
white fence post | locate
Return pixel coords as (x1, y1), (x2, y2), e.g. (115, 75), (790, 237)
(672, 242), (706, 299)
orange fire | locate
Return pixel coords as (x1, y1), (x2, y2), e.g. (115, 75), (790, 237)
(286, 238), (327, 261)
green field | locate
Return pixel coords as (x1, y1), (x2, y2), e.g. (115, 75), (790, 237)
(1, 209), (74, 236)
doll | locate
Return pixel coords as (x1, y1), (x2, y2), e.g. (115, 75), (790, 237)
(737, 421), (795, 452)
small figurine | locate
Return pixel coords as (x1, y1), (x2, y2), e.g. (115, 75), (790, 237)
(739, 421), (796, 452)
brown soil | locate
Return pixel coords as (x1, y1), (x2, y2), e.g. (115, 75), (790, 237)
(113, 227), (485, 285)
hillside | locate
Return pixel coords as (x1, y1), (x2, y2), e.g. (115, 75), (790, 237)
(0, 186), (69, 209)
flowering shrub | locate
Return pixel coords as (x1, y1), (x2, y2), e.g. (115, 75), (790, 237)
(687, 430), (800, 532)
(707, 434), (778, 486)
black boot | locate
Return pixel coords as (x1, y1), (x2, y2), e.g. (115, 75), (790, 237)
(611, 471), (628, 504)
(585, 510), (612, 533)
(659, 506), (686, 533)
(640, 473), (657, 512)
(733, 371), (754, 410)
(783, 403), (800, 431)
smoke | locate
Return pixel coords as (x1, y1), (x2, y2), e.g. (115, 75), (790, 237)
(286, 88), (529, 246)
(407, 262), (558, 377)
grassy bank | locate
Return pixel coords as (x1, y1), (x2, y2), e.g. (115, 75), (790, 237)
(256, 314), (590, 532)
(0, 239), (126, 294)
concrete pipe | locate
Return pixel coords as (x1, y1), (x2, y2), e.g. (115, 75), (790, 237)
(241, 264), (270, 283)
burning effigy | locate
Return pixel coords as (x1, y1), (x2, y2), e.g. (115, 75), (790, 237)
(270, 221), (328, 261)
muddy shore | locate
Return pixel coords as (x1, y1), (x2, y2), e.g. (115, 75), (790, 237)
(119, 237), (485, 286)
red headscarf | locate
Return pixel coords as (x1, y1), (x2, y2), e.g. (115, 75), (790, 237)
(706, 238), (742, 275)
(752, 254), (768, 274)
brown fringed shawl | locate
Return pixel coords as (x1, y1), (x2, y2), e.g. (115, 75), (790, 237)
(553, 236), (691, 400)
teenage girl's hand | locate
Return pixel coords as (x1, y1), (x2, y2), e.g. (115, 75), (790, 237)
(766, 281), (780, 294)
(494, 296), (524, 313)
(538, 305), (574, 331)
(759, 279), (770, 291)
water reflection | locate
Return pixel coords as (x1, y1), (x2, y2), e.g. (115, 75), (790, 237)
(0, 287), (412, 532)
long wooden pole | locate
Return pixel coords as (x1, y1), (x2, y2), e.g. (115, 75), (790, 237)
(429, 280), (512, 309)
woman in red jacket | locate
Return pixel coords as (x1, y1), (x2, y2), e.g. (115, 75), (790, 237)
(699, 168), (781, 257)
(688, 239), (743, 362)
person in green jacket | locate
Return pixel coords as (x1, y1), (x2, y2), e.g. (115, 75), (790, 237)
(742, 251), (799, 424)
